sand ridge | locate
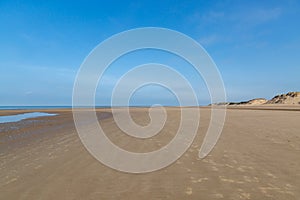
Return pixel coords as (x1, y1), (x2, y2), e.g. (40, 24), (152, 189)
(212, 91), (300, 106)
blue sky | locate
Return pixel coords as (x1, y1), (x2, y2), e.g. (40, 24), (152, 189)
(1, 0), (299, 106)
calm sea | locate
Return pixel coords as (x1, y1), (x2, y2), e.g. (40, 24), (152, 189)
(0, 106), (73, 110)
(0, 106), (113, 110)
(0, 106), (154, 110)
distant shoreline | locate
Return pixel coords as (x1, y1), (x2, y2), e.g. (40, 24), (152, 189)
(0, 105), (204, 110)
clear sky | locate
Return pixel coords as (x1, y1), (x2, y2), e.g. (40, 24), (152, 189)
(1, 0), (299, 106)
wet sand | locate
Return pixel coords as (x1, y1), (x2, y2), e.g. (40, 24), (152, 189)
(0, 106), (299, 199)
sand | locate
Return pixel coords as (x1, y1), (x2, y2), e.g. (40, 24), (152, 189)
(0, 106), (299, 199)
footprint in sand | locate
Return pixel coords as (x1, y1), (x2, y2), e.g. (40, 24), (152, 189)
(186, 168), (191, 172)
(212, 166), (219, 171)
(213, 193), (224, 198)
(5, 177), (18, 185)
(225, 164), (234, 168)
(176, 160), (182, 165)
(219, 176), (244, 184)
(34, 165), (42, 169)
(219, 176), (235, 183)
(191, 177), (209, 183)
(188, 148), (194, 153)
(243, 176), (259, 183)
(239, 192), (251, 200)
(237, 167), (246, 172)
(232, 159), (238, 164)
(266, 172), (277, 178)
(185, 187), (193, 195)
(237, 165), (253, 172)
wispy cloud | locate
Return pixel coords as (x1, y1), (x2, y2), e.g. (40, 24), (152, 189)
(198, 34), (219, 46)
(238, 7), (282, 25)
(186, 5), (283, 48)
(201, 11), (225, 23)
(190, 7), (282, 26)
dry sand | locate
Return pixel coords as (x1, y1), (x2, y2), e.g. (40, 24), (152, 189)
(0, 106), (299, 199)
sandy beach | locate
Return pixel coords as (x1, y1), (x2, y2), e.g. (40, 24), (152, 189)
(0, 106), (299, 199)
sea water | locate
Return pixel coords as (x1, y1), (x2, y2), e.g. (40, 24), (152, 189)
(0, 112), (57, 123)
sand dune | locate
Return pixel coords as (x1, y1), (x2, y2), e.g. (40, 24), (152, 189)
(213, 91), (300, 106)
(266, 92), (300, 105)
